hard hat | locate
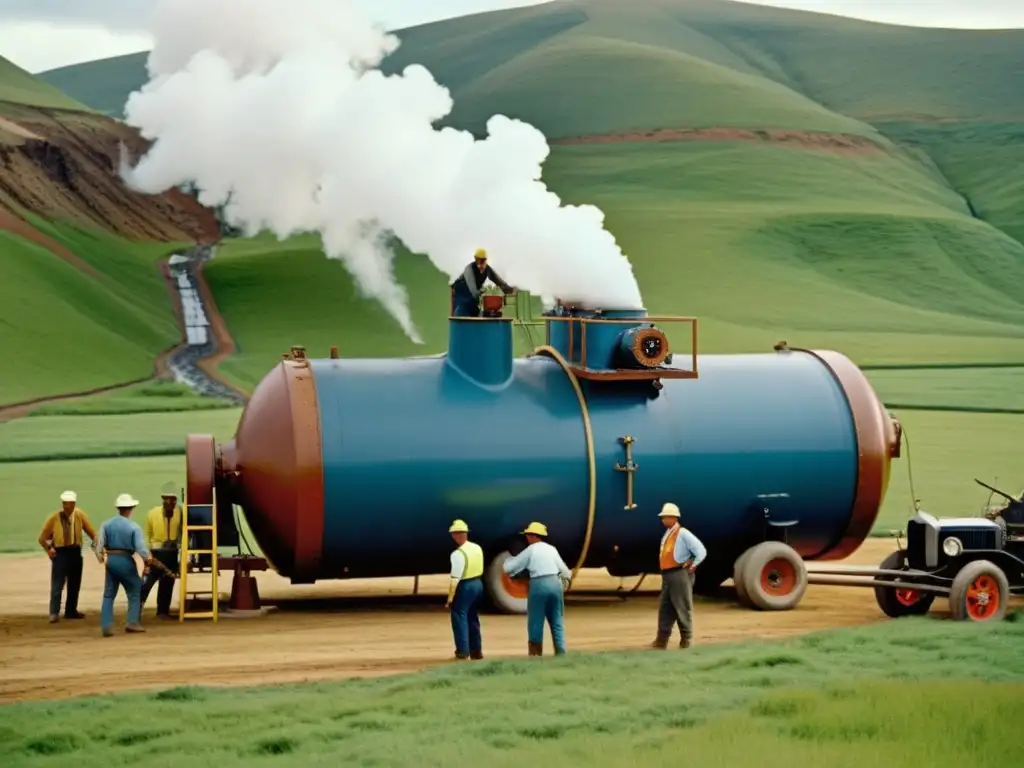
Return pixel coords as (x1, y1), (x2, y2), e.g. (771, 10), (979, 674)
(60, 490), (77, 503)
(659, 503), (681, 518)
(160, 481), (178, 498)
(115, 493), (139, 509)
(448, 519), (469, 533)
(474, 248), (488, 261)
(521, 522), (549, 537)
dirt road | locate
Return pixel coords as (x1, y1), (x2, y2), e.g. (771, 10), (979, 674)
(0, 540), (912, 703)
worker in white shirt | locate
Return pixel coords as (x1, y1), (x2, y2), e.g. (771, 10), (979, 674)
(651, 502), (707, 650)
(445, 519), (485, 661)
(502, 522), (572, 657)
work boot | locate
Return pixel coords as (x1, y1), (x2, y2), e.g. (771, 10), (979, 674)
(102, 628), (114, 638)
(649, 634), (670, 650)
(679, 637), (691, 649)
(125, 623), (146, 634)
(528, 642), (543, 657)
(65, 611), (86, 620)
(453, 651), (469, 661)
(470, 651), (484, 661)
(49, 614), (59, 624)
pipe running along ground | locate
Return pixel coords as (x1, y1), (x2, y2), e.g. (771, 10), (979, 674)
(532, 345), (597, 588)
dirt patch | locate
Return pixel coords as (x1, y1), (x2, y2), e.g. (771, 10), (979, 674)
(1, 539), (988, 704)
(553, 127), (885, 156)
(0, 107), (219, 243)
(191, 260), (248, 399)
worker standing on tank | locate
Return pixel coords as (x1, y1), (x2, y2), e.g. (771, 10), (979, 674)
(94, 494), (152, 637)
(502, 522), (572, 657)
(38, 490), (98, 624)
(445, 519), (486, 661)
(140, 482), (182, 620)
(651, 503), (707, 650)
(450, 248), (514, 317)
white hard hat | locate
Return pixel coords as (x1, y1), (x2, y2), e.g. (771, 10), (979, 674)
(115, 493), (139, 509)
(60, 490), (77, 503)
(659, 502), (681, 518)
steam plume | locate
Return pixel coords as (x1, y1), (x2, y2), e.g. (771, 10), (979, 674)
(122, 0), (643, 341)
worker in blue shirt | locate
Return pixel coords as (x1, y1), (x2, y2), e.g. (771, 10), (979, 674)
(93, 493), (155, 637)
(502, 522), (572, 657)
(651, 502), (707, 649)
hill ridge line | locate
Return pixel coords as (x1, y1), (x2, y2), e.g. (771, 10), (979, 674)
(551, 126), (885, 155)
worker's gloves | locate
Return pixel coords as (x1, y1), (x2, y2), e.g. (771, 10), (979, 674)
(560, 575), (571, 591)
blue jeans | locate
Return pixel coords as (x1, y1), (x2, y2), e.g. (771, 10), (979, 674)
(102, 554), (142, 631)
(527, 575), (566, 654)
(451, 284), (479, 317)
(450, 578), (484, 657)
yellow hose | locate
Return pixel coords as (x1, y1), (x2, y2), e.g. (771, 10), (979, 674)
(532, 345), (596, 589)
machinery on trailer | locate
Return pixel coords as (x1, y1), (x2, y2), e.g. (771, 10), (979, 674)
(185, 292), (902, 616)
(808, 479), (1024, 622)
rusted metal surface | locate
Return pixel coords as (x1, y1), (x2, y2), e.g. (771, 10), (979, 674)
(796, 349), (894, 561)
(232, 360), (325, 582)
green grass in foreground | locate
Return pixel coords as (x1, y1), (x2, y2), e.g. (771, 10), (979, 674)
(28, 381), (238, 416)
(0, 619), (1020, 766)
(0, 409), (241, 463)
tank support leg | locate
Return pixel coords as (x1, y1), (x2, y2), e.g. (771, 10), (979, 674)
(614, 435), (639, 510)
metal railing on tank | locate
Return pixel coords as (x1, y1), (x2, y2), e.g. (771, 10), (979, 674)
(543, 310), (699, 381)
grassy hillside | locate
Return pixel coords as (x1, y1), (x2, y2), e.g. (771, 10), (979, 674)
(33, 52), (146, 117)
(0, 56), (92, 112)
(0, 218), (185, 406)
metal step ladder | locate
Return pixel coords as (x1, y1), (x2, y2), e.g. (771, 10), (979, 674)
(178, 487), (220, 622)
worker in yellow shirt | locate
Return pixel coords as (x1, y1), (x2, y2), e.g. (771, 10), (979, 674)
(140, 481), (182, 619)
(445, 519), (485, 660)
(39, 490), (97, 623)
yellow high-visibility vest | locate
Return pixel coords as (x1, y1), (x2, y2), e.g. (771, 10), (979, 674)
(457, 541), (485, 579)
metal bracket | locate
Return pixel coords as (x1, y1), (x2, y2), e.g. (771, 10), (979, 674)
(613, 435), (639, 510)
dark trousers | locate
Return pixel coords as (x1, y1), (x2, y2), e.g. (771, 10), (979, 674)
(657, 567), (694, 641)
(49, 546), (84, 617)
(451, 282), (480, 317)
(450, 578), (484, 657)
(140, 548), (179, 615)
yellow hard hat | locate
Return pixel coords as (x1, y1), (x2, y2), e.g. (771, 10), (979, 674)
(659, 503), (681, 518)
(448, 519), (469, 533)
(521, 521), (548, 537)
(474, 248), (488, 261)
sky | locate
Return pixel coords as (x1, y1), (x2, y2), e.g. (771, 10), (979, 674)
(2, 0), (1022, 74)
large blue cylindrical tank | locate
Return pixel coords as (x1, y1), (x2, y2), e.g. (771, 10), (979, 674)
(215, 309), (899, 586)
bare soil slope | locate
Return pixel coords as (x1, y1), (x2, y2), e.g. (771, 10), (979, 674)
(0, 106), (218, 243)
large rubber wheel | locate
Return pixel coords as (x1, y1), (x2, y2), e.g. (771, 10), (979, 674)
(733, 549), (755, 608)
(948, 560), (1009, 622)
(873, 550), (935, 618)
(484, 551), (529, 615)
(738, 542), (808, 611)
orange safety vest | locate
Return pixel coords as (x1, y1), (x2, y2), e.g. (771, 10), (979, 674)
(659, 524), (681, 571)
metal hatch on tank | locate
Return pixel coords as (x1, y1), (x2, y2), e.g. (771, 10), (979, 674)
(186, 293), (902, 615)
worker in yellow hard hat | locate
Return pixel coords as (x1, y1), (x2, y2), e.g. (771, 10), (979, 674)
(449, 248), (515, 317)
(140, 481), (183, 620)
(502, 522), (572, 656)
(445, 519), (486, 660)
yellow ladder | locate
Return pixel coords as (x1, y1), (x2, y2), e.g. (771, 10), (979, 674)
(178, 486), (220, 622)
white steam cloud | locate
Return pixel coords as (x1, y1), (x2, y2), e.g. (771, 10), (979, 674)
(121, 0), (643, 342)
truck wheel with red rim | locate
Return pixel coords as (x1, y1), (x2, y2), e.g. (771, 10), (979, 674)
(873, 550), (934, 617)
(733, 549), (755, 608)
(737, 541), (808, 611)
(948, 560), (1008, 622)
(484, 551), (529, 614)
